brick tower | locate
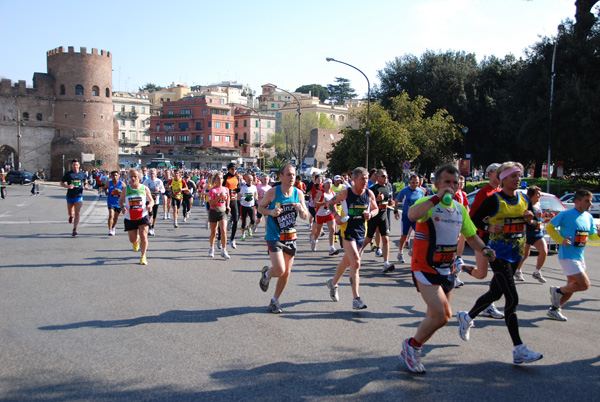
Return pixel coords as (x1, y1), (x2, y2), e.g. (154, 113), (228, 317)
(47, 46), (117, 179)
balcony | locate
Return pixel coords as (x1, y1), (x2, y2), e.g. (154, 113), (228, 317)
(119, 139), (140, 146)
(118, 111), (139, 119)
(160, 113), (193, 118)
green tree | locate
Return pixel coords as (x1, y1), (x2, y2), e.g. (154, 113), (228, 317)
(138, 83), (163, 92)
(327, 77), (357, 105)
(295, 84), (329, 103)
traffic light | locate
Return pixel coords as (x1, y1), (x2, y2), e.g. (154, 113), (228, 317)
(91, 159), (96, 166)
(239, 139), (245, 147)
(97, 160), (103, 166)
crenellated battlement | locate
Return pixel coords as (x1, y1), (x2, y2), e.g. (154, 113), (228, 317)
(47, 46), (111, 58)
(0, 78), (36, 95)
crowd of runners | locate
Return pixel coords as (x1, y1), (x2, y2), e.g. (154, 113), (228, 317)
(59, 159), (598, 373)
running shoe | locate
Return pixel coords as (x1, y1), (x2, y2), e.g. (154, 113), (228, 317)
(352, 297), (367, 310)
(183, 216), (187, 223)
(259, 266), (270, 292)
(550, 286), (562, 308)
(72, 229), (77, 237)
(329, 248), (340, 256)
(108, 230), (114, 236)
(248, 227), (253, 237)
(481, 303), (504, 319)
(453, 257), (465, 274)
(241, 234), (246, 241)
(514, 270), (525, 281)
(513, 345), (543, 364)
(69, 216), (73, 224)
(383, 262), (396, 273)
(269, 300), (282, 314)
(163, 214), (168, 220)
(454, 276), (464, 288)
(546, 307), (567, 321)
(231, 240), (237, 249)
(217, 241), (222, 250)
(221, 249), (230, 259)
(399, 338), (425, 374)
(140, 256), (148, 265)
(397, 252), (405, 263)
(148, 228), (155, 237)
(167, 214), (170, 219)
(371, 243), (377, 251)
(532, 270), (547, 283)
(174, 222), (178, 228)
(311, 239), (317, 251)
(326, 278), (339, 302)
(375, 247), (383, 257)
(457, 311), (474, 341)
(208, 247), (214, 258)
(133, 238), (140, 252)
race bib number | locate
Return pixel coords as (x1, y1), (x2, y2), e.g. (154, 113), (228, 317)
(72, 180), (82, 188)
(378, 200), (389, 209)
(348, 204), (367, 219)
(433, 244), (457, 268)
(280, 229), (297, 242)
(503, 217), (525, 239)
(574, 230), (588, 247)
(128, 196), (144, 220)
(152, 193), (159, 202)
(111, 188), (121, 197)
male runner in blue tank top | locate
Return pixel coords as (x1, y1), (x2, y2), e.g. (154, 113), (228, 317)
(258, 164), (309, 314)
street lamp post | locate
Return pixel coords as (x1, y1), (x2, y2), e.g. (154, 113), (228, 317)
(276, 87), (301, 167)
(547, 24), (565, 193)
(326, 57), (370, 168)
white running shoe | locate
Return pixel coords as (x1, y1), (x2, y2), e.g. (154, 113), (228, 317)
(481, 303), (504, 319)
(457, 311), (474, 341)
(514, 270), (525, 281)
(532, 270), (547, 283)
(352, 297), (367, 310)
(546, 307), (567, 321)
(383, 262), (396, 273)
(183, 216), (187, 223)
(231, 240), (237, 249)
(399, 338), (425, 374)
(513, 345), (543, 364)
(326, 278), (339, 302)
(208, 247), (214, 258)
(375, 247), (383, 257)
(221, 249), (230, 259)
(397, 252), (406, 263)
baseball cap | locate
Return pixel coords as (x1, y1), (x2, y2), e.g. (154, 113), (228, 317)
(323, 178), (332, 184)
(334, 175), (342, 181)
(486, 163), (501, 173)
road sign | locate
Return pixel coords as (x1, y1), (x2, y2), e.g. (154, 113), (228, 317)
(403, 161), (411, 169)
(556, 161), (564, 178)
(542, 163), (548, 179)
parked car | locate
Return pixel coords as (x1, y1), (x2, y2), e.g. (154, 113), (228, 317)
(6, 170), (34, 185)
(559, 192), (600, 217)
(465, 189), (567, 252)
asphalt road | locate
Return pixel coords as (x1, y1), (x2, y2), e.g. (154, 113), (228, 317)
(1, 183), (599, 401)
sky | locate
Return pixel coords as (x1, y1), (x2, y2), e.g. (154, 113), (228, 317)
(0, 0), (578, 99)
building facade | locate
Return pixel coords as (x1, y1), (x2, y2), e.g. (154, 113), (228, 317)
(112, 92), (151, 165)
(0, 46), (118, 179)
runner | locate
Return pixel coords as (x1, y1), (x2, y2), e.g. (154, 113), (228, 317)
(60, 159), (89, 236)
(182, 173), (196, 223)
(458, 163), (504, 319)
(545, 189), (599, 321)
(118, 168), (154, 265)
(399, 165), (495, 373)
(254, 174), (272, 233)
(258, 164), (309, 314)
(104, 170), (125, 236)
(457, 161), (543, 365)
(223, 163), (240, 249)
(162, 170), (172, 220)
(514, 186), (548, 282)
(143, 168), (165, 237)
(240, 173), (258, 241)
(207, 171), (230, 259)
(311, 178), (339, 255)
(394, 174), (424, 262)
(325, 167), (378, 310)
(360, 169), (395, 273)
(308, 174), (323, 234)
(167, 169), (187, 228)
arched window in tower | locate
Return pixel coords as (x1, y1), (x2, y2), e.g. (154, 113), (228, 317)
(92, 86), (99, 96)
(60, 85), (65, 95)
(75, 85), (84, 95)
(22, 112), (29, 121)
(36, 113), (42, 121)
(105, 88), (110, 97)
